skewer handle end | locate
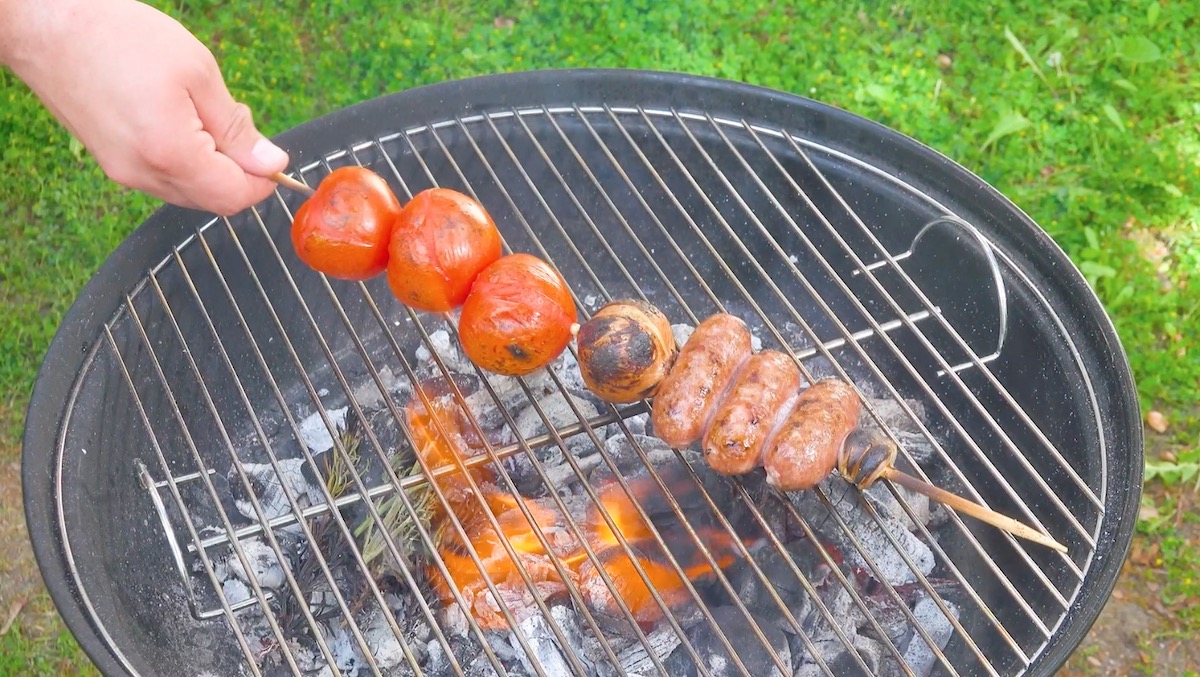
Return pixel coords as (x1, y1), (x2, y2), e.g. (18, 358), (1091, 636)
(883, 467), (1068, 555)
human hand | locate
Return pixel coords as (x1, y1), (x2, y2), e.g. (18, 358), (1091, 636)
(0, 0), (289, 215)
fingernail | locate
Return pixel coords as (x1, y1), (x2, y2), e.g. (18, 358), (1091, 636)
(252, 138), (289, 170)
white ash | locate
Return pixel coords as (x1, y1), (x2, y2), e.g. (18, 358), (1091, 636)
(792, 477), (935, 586)
(221, 538), (286, 590)
(424, 638), (450, 675)
(230, 458), (324, 524)
(863, 395), (939, 465)
(589, 434), (686, 485)
(297, 406), (348, 455)
(438, 599), (472, 640)
(414, 328), (589, 400)
(750, 333), (763, 352)
(464, 652), (502, 677)
(548, 346), (589, 397)
(671, 323), (695, 349)
(866, 480), (946, 533)
(540, 446), (605, 493)
(515, 391), (602, 444)
(505, 391), (608, 494)
(415, 329), (475, 375)
(512, 608), (591, 677)
(221, 577), (251, 605)
(362, 607), (408, 671)
(609, 411), (649, 438)
(606, 624), (682, 677)
(350, 366), (406, 409)
(480, 627), (521, 664)
(584, 294), (599, 308)
(790, 582), (865, 675)
(779, 321), (816, 350)
(323, 622), (366, 676)
(901, 595), (959, 677)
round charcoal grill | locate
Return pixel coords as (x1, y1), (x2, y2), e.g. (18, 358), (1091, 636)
(24, 70), (1141, 677)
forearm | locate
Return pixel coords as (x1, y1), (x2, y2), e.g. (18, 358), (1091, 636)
(1, 0), (55, 68)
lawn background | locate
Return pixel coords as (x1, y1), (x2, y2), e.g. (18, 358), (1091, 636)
(2, 1), (1197, 674)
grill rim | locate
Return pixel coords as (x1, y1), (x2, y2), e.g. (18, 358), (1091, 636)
(22, 68), (1143, 677)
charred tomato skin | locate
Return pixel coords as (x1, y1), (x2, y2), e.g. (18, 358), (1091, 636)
(290, 166), (402, 280)
(386, 187), (503, 312)
(458, 253), (577, 376)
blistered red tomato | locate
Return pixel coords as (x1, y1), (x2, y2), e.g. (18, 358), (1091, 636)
(458, 253), (578, 376)
(386, 188), (504, 313)
(290, 166), (402, 280)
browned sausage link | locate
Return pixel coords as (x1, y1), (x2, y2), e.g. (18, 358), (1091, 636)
(762, 378), (861, 491)
(701, 350), (804, 476)
(650, 313), (753, 448)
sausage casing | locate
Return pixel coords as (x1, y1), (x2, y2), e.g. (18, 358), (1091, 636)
(763, 378), (861, 491)
(650, 314), (752, 448)
(701, 350), (803, 475)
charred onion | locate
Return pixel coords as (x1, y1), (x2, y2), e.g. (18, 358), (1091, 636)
(575, 299), (678, 404)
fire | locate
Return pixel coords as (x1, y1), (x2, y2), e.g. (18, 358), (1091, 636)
(405, 387), (747, 631)
(431, 496), (581, 630)
(405, 387), (494, 509)
(578, 469), (744, 623)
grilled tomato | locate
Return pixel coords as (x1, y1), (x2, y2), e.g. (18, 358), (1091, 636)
(290, 166), (402, 280)
(386, 188), (503, 313)
(458, 253), (577, 376)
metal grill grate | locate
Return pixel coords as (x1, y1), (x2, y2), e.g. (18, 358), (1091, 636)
(66, 104), (1106, 677)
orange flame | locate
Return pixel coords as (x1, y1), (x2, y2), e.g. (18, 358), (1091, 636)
(577, 470), (743, 623)
(405, 387), (746, 631)
(405, 386), (494, 511)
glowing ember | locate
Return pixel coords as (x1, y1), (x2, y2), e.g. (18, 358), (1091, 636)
(407, 387), (750, 631)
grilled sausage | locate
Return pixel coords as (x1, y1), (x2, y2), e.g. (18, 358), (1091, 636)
(762, 378), (861, 491)
(650, 313), (753, 447)
(702, 350), (804, 475)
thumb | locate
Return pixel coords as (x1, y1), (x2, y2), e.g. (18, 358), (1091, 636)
(188, 58), (289, 177)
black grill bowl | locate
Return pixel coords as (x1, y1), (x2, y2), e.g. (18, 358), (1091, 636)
(23, 70), (1142, 677)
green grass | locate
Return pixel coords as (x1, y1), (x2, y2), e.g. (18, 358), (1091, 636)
(2, 0), (1198, 673)
(0, 621), (100, 677)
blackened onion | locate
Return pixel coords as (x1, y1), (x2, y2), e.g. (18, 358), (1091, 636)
(576, 299), (677, 403)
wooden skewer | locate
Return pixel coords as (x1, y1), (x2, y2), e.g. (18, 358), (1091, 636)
(881, 466), (1068, 554)
(272, 171), (315, 196)
(839, 432), (1068, 554)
